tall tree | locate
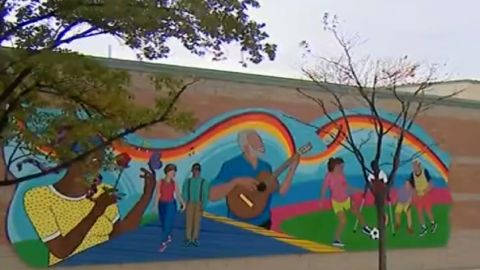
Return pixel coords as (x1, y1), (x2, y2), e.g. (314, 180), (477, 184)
(0, 0), (277, 185)
(296, 14), (461, 270)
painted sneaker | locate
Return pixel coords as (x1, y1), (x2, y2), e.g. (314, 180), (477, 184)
(362, 226), (372, 236)
(159, 242), (168, 253)
(184, 240), (192, 247)
(166, 235), (172, 243)
(332, 240), (344, 247)
(419, 225), (428, 237)
(393, 224), (400, 236)
(192, 239), (199, 247)
(430, 222), (438, 234)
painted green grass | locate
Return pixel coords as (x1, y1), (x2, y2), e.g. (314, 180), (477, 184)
(280, 204), (451, 251)
(140, 213), (158, 225)
(12, 214), (159, 268)
(13, 240), (49, 268)
(12, 207), (450, 268)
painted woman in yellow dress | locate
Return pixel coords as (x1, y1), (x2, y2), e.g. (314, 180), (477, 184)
(23, 139), (156, 266)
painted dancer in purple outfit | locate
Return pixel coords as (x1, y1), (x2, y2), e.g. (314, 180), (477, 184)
(394, 180), (415, 234)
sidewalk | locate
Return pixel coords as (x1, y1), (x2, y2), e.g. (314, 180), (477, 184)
(1, 229), (479, 270)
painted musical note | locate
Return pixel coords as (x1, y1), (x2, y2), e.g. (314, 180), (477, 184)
(188, 146), (196, 157)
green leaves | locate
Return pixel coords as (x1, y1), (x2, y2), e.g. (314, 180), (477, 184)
(0, 0), (275, 184)
(1, 0), (276, 63)
(150, 74), (197, 131)
(0, 49), (197, 179)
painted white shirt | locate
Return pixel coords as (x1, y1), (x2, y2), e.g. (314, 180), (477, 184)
(368, 170), (388, 184)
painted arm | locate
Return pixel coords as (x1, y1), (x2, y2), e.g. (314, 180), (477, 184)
(209, 163), (236, 201)
(320, 176), (329, 200)
(175, 181), (185, 206)
(157, 184), (162, 201)
(202, 180), (210, 209)
(209, 161), (260, 201)
(407, 186), (415, 204)
(407, 173), (415, 189)
(50, 208), (108, 258)
(111, 169), (156, 236)
(425, 169), (433, 193)
(111, 190), (154, 236)
(24, 190), (116, 259)
(49, 210), (107, 258)
(181, 178), (188, 201)
(209, 180), (238, 201)
(279, 156), (300, 195)
(425, 169), (432, 181)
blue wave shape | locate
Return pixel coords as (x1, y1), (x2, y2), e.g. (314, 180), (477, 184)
(4, 108), (450, 243)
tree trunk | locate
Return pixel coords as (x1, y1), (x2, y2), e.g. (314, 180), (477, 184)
(375, 183), (387, 270)
(0, 147), (16, 244)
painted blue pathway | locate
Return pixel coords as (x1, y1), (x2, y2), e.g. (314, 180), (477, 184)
(60, 213), (309, 266)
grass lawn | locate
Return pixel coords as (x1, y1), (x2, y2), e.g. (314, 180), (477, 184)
(280, 204), (451, 251)
(12, 213), (159, 268)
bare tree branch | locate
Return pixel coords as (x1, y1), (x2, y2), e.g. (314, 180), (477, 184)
(296, 86), (373, 191)
(3, 140), (22, 179)
(305, 13), (462, 270)
(36, 86), (111, 118)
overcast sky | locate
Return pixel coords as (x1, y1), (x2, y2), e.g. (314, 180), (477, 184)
(68, 0), (480, 81)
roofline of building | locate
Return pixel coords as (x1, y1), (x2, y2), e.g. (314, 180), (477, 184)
(2, 44), (479, 110)
(95, 56), (480, 110)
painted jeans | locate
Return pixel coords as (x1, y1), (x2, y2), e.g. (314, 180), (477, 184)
(158, 200), (177, 243)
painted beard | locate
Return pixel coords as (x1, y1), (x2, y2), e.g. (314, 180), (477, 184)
(248, 145), (265, 158)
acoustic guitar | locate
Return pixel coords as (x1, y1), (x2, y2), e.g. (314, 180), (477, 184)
(226, 142), (313, 220)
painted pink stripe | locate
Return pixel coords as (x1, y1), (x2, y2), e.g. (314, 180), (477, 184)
(270, 188), (452, 232)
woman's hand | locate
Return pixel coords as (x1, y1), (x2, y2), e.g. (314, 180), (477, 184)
(139, 168), (156, 195)
(292, 154), (301, 167)
(114, 168), (157, 234)
(179, 202), (186, 212)
(92, 192), (118, 217)
(425, 183), (433, 195)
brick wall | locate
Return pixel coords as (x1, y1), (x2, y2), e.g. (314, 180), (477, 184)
(127, 72), (480, 230)
(1, 69), (480, 245)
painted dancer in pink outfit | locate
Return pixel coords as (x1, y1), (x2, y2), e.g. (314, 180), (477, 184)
(320, 157), (372, 247)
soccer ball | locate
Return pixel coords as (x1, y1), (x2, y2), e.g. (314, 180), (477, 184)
(370, 227), (380, 240)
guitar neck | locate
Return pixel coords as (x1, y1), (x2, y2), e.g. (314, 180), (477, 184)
(271, 153), (298, 179)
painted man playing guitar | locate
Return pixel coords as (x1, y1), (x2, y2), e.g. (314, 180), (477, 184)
(209, 129), (303, 230)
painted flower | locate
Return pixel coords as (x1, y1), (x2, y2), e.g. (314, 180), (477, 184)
(116, 153), (131, 168)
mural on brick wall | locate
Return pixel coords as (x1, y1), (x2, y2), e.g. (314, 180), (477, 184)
(3, 108), (451, 268)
